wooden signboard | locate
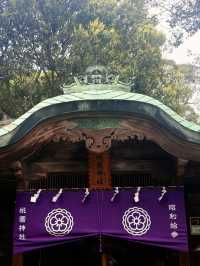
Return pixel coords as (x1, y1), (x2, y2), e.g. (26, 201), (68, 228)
(88, 151), (112, 189)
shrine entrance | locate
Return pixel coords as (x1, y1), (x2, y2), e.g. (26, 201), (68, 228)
(2, 69), (200, 266)
(22, 238), (180, 266)
(12, 140), (189, 266)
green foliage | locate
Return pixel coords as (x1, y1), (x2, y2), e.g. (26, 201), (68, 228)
(168, 0), (200, 35)
(158, 62), (198, 123)
(0, 72), (50, 117)
(153, 0), (200, 44)
(0, 0), (197, 122)
(159, 65), (192, 113)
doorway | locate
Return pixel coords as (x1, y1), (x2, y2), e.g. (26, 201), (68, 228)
(105, 238), (179, 266)
(23, 238), (179, 266)
(24, 238), (100, 266)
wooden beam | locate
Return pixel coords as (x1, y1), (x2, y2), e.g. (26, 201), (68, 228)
(31, 162), (87, 173)
(30, 159), (168, 174)
(111, 159), (169, 172)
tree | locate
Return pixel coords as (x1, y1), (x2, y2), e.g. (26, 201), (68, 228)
(152, 0), (200, 43)
(157, 60), (199, 123)
(0, 0), (198, 122)
(168, 0), (200, 34)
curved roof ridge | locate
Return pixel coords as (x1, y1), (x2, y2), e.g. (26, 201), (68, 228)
(0, 89), (199, 138)
(0, 89), (200, 151)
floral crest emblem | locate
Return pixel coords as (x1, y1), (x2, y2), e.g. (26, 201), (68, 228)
(122, 207), (151, 236)
(45, 208), (74, 237)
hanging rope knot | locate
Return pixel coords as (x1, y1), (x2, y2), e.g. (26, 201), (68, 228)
(110, 187), (119, 202)
(134, 187), (141, 203)
(158, 187), (167, 201)
(52, 188), (63, 203)
(30, 189), (42, 203)
(82, 188), (90, 203)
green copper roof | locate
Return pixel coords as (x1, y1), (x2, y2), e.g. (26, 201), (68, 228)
(1, 87), (199, 138)
(0, 85), (200, 150)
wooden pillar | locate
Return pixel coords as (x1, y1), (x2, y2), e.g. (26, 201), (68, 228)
(12, 254), (23, 266)
(179, 252), (190, 266)
(101, 253), (109, 266)
(0, 175), (16, 266)
(176, 158), (188, 184)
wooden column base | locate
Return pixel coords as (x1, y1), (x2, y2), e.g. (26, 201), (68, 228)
(179, 252), (190, 266)
(101, 253), (108, 266)
(12, 254), (23, 266)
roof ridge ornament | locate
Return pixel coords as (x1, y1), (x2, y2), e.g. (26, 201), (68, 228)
(76, 65), (119, 85)
(62, 65), (134, 93)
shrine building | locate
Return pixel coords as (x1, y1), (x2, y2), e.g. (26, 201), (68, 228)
(0, 67), (200, 266)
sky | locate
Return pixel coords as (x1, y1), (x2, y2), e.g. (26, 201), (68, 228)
(163, 31), (200, 64)
(153, 6), (200, 113)
(151, 5), (200, 65)
(161, 29), (200, 65)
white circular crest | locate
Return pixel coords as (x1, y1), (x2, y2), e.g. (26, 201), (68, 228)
(122, 207), (151, 236)
(45, 208), (74, 237)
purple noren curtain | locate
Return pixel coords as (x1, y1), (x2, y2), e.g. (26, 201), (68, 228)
(14, 188), (188, 254)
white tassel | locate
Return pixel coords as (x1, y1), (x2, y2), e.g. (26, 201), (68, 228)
(82, 188), (90, 203)
(110, 187), (119, 202)
(134, 187), (141, 203)
(158, 187), (167, 201)
(52, 188), (63, 203)
(30, 189), (42, 203)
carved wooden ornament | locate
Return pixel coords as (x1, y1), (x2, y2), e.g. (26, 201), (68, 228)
(50, 121), (146, 153)
(0, 117), (200, 161)
(0, 120), (146, 159)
